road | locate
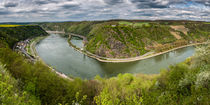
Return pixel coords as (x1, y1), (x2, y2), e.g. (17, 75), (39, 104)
(69, 33), (87, 42)
(46, 31), (65, 34)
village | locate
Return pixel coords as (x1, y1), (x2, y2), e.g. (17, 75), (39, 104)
(14, 38), (36, 61)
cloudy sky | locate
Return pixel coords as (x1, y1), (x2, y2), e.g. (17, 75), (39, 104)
(0, 0), (210, 22)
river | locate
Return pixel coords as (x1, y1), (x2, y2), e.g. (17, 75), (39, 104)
(36, 34), (196, 79)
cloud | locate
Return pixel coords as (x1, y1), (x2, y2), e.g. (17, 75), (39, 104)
(34, 0), (59, 5)
(104, 0), (124, 5)
(34, 0), (49, 5)
(0, 11), (10, 15)
(0, 0), (209, 22)
(61, 4), (79, 9)
(193, 0), (210, 6)
(4, 2), (18, 7)
(130, 0), (168, 8)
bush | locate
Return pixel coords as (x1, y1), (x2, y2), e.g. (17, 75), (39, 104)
(0, 63), (41, 105)
(195, 71), (210, 89)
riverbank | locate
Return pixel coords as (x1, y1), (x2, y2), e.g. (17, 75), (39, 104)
(28, 36), (73, 81)
(68, 35), (209, 63)
(26, 36), (47, 59)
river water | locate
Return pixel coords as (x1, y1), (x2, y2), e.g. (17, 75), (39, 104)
(36, 34), (196, 79)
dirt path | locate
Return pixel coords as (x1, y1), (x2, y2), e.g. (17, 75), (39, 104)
(170, 25), (188, 35)
(170, 31), (182, 39)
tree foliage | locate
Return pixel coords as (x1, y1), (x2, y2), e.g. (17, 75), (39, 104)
(0, 63), (41, 105)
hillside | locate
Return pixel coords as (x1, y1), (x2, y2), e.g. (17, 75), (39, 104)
(41, 20), (210, 58)
(0, 63), (41, 105)
(0, 25), (48, 48)
(40, 21), (103, 35)
(0, 25), (87, 105)
(95, 44), (210, 105)
(0, 22), (209, 105)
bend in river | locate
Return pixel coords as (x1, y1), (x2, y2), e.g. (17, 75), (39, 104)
(36, 34), (195, 79)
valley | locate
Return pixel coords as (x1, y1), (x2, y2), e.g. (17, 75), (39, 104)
(1, 0), (210, 104)
(0, 20), (209, 105)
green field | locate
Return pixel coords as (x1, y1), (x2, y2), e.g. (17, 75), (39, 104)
(119, 21), (150, 27)
(133, 22), (150, 27)
(119, 21), (133, 25)
(204, 22), (210, 24)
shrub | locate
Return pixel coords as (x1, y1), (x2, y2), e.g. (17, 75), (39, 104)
(195, 71), (210, 89)
(0, 63), (41, 105)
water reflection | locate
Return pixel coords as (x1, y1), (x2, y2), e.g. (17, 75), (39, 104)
(176, 47), (188, 55)
(98, 61), (139, 76)
(154, 54), (165, 62)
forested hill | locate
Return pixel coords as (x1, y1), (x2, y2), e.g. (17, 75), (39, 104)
(40, 20), (210, 58)
(0, 25), (48, 48)
(0, 23), (209, 105)
(40, 21), (103, 35)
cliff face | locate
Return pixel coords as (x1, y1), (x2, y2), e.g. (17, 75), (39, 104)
(40, 21), (210, 58)
(0, 25), (48, 47)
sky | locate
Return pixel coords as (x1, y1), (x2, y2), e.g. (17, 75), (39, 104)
(0, 0), (210, 22)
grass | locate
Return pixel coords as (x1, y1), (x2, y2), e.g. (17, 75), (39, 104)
(118, 21), (150, 27)
(0, 24), (22, 27)
(133, 22), (150, 27)
(119, 21), (133, 25)
(204, 22), (210, 24)
(26, 36), (46, 57)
